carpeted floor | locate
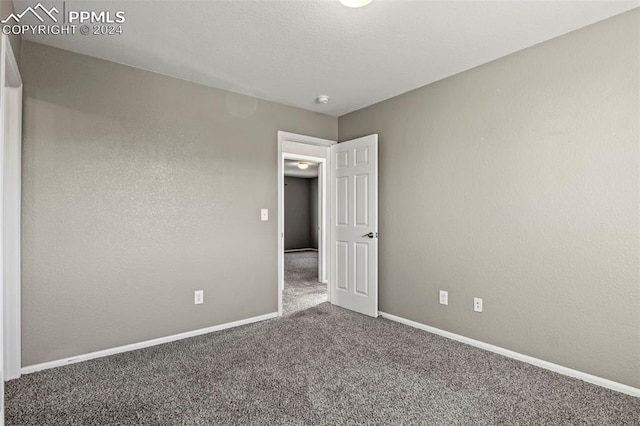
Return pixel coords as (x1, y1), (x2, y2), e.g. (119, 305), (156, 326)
(283, 251), (327, 315)
(6, 302), (639, 425)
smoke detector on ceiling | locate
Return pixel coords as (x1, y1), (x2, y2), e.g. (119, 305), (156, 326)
(339, 0), (372, 7)
(317, 95), (330, 104)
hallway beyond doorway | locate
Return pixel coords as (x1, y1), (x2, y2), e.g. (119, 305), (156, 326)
(283, 251), (327, 315)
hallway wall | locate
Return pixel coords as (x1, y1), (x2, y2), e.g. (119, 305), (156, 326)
(284, 177), (318, 250)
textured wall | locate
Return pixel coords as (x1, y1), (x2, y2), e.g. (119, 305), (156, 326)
(21, 41), (337, 366)
(339, 10), (640, 387)
(284, 177), (312, 250)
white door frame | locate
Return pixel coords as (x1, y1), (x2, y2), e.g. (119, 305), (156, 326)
(277, 131), (336, 316)
(1, 34), (22, 424)
(1, 33), (22, 386)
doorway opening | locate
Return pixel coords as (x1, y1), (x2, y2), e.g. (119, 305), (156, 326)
(277, 132), (336, 316)
(277, 131), (379, 318)
(283, 159), (325, 315)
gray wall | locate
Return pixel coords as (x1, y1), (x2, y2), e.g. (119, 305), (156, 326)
(0, 0), (21, 66)
(284, 176), (318, 250)
(339, 9), (640, 388)
(21, 41), (337, 366)
(284, 177), (311, 250)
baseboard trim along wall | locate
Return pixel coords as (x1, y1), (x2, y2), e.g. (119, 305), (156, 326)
(379, 311), (640, 398)
(284, 248), (318, 253)
(22, 312), (279, 375)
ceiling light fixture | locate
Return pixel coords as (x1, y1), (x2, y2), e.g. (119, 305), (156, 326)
(297, 162), (309, 170)
(339, 0), (372, 7)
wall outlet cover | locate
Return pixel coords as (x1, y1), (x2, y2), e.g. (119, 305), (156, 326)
(474, 297), (483, 312)
(194, 290), (204, 305)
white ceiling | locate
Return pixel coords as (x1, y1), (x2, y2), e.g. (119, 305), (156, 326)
(284, 160), (319, 178)
(14, 0), (640, 116)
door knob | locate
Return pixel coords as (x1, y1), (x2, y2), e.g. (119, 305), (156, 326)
(362, 232), (375, 238)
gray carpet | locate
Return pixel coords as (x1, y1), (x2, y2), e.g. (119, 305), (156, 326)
(283, 251), (327, 315)
(6, 303), (640, 425)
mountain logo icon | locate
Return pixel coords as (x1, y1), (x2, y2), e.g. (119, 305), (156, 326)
(2, 3), (59, 24)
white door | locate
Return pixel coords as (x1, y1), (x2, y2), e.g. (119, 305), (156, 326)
(330, 134), (378, 317)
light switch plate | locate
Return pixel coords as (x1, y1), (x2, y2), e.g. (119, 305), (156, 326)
(261, 208), (268, 221)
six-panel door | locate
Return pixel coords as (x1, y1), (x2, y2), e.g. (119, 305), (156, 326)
(331, 134), (378, 317)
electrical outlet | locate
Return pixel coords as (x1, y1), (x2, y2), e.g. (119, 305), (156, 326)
(439, 290), (448, 305)
(474, 297), (483, 312)
(194, 290), (204, 305)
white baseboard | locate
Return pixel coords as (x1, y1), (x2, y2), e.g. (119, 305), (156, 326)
(379, 311), (640, 398)
(22, 312), (279, 375)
